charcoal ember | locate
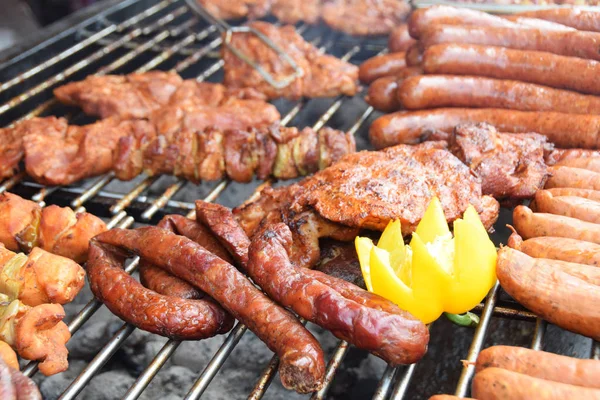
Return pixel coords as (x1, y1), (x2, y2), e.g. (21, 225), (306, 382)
(139, 365), (196, 400)
(36, 360), (87, 400)
(194, 369), (258, 400)
(68, 320), (117, 360)
(80, 370), (135, 400)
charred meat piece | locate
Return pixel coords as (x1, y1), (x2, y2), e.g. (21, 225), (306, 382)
(115, 124), (355, 183)
(223, 22), (359, 99)
(449, 123), (552, 200)
(0, 192), (106, 263)
(322, 0), (410, 36)
(315, 239), (366, 289)
(23, 117), (154, 186)
(54, 71), (183, 119)
(0, 117), (67, 180)
(195, 0), (271, 20)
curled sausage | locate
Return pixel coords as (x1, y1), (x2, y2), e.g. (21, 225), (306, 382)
(389, 24), (416, 52)
(516, 8), (600, 32)
(398, 75), (600, 114)
(546, 166), (600, 190)
(422, 44), (600, 96)
(87, 242), (233, 340)
(547, 188), (600, 202)
(358, 52), (406, 84)
(497, 247), (600, 340)
(513, 205), (600, 244)
(420, 25), (600, 62)
(91, 227), (325, 393)
(369, 108), (600, 149)
(534, 190), (600, 224)
(249, 223), (429, 366)
(473, 367), (600, 400)
(476, 345), (600, 388)
(509, 232), (600, 267)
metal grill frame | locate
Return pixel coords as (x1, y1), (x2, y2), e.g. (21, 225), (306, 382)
(0, 1), (598, 399)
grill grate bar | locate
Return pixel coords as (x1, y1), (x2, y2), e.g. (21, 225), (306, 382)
(454, 282), (500, 397)
(531, 319), (547, 351)
(0, 0), (179, 94)
(373, 365), (398, 400)
(311, 341), (351, 400)
(0, 4), (192, 120)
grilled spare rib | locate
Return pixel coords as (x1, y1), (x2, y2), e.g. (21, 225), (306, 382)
(223, 22), (359, 99)
(322, 0), (411, 36)
(234, 142), (500, 267)
(449, 123), (552, 200)
(115, 124), (355, 183)
(53, 72), (268, 120)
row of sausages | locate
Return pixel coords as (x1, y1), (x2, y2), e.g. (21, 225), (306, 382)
(360, 6), (600, 150)
(431, 345), (600, 399)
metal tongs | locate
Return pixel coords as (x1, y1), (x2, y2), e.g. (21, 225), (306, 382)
(185, 0), (304, 89)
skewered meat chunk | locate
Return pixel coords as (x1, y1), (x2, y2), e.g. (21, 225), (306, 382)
(54, 71), (183, 119)
(53, 73), (269, 120)
(0, 342), (18, 370)
(449, 123), (552, 200)
(0, 192), (106, 263)
(223, 22), (359, 99)
(0, 356), (41, 398)
(195, 0), (271, 20)
(0, 244), (85, 307)
(115, 124), (355, 183)
(23, 117), (154, 186)
(0, 297), (70, 376)
(270, 0), (321, 24)
(322, 0), (410, 36)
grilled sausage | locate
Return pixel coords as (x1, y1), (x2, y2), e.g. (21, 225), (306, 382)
(504, 16), (576, 31)
(358, 53), (406, 84)
(405, 44), (422, 67)
(90, 227), (325, 393)
(516, 8), (600, 32)
(139, 214), (234, 299)
(497, 247), (600, 340)
(398, 75), (600, 114)
(369, 108), (600, 149)
(513, 205), (600, 244)
(472, 367), (600, 400)
(546, 148), (600, 164)
(555, 157), (600, 173)
(249, 223), (429, 366)
(508, 233), (600, 267)
(87, 241), (233, 340)
(420, 24), (600, 62)
(408, 5), (516, 38)
(389, 24), (416, 52)
(429, 396), (473, 400)
(547, 188), (600, 202)
(546, 165), (600, 190)
(423, 44), (600, 96)
(534, 190), (600, 224)
(365, 67), (422, 112)
(476, 345), (600, 388)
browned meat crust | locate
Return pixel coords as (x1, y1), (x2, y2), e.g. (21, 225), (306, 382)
(449, 123), (552, 200)
(90, 227), (325, 393)
(87, 241), (234, 340)
(314, 239), (366, 289)
(223, 22), (359, 99)
(139, 214), (233, 300)
(322, 0), (410, 36)
(0, 192), (106, 263)
(270, 0), (321, 24)
(249, 223), (429, 365)
(54, 71), (183, 119)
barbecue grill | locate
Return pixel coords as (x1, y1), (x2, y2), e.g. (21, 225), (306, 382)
(0, 1), (598, 399)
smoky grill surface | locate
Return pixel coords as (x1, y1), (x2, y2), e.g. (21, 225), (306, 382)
(0, 1), (596, 399)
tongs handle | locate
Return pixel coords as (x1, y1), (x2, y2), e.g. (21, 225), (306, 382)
(184, 0), (303, 89)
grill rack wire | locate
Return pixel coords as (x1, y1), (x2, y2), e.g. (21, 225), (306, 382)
(0, 0), (598, 399)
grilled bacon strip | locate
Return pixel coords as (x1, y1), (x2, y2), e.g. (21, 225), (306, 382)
(0, 192), (106, 263)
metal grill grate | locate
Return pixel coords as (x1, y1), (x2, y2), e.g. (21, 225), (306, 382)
(0, 1), (598, 399)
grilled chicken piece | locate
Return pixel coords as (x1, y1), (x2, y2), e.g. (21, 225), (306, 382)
(270, 0), (321, 24)
(223, 22), (359, 99)
(115, 124), (355, 183)
(53, 73), (268, 120)
(449, 123), (552, 201)
(322, 0), (410, 36)
(234, 142), (499, 267)
(196, 0), (271, 20)
(23, 117), (154, 186)
(54, 71), (183, 119)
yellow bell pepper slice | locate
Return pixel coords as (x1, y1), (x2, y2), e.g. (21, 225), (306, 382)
(355, 197), (497, 324)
